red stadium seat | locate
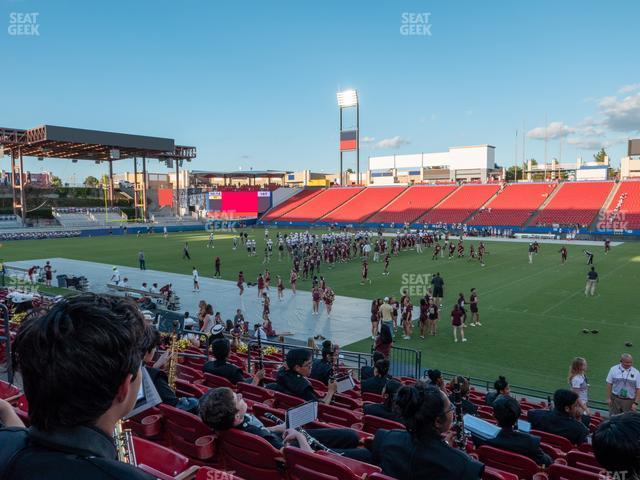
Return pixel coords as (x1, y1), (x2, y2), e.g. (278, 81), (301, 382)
(177, 364), (205, 384)
(133, 436), (199, 480)
(262, 189), (324, 221)
(367, 474), (398, 480)
(237, 383), (275, 405)
(419, 184), (501, 224)
(278, 187), (364, 223)
(125, 409), (163, 440)
(547, 463), (601, 480)
(0, 380), (22, 404)
(565, 450), (602, 474)
(331, 393), (362, 410)
(217, 428), (285, 480)
(272, 391), (305, 410)
(531, 429), (574, 453)
(477, 445), (542, 480)
(321, 186), (406, 223)
(175, 379), (210, 399)
(251, 402), (286, 427)
(361, 392), (385, 403)
(484, 466), (520, 480)
(283, 447), (381, 480)
(368, 185), (457, 224)
(317, 403), (362, 428)
(603, 180), (640, 229)
(158, 404), (217, 464)
(202, 373), (236, 390)
(361, 415), (405, 435)
(196, 467), (245, 480)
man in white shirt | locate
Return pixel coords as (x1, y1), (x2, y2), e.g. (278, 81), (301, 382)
(606, 354), (640, 414)
(192, 267), (200, 292)
(110, 267), (120, 286)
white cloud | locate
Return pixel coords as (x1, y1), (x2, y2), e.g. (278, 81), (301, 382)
(618, 83), (640, 94)
(375, 136), (411, 149)
(361, 136), (376, 144)
(527, 122), (574, 140)
(565, 138), (604, 150)
(599, 94), (640, 132)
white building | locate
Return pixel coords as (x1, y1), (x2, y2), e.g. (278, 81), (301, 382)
(368, 145), (496, 184)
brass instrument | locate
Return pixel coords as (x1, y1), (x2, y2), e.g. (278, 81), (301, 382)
(113, 419), (137, 465)
(167, 320), (179, 391)
(451, 382), (468, 450)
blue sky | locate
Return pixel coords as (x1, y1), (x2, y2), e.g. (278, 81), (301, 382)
(2, 0), (639, 182)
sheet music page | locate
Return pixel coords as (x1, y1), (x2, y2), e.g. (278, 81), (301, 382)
(462, 414), (499, 440)
(124, 368), (162, 419)
(336, 375), (355, 393)
(286, 401), (318, 430)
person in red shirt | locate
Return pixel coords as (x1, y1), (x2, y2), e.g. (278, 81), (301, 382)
(361, 260), (370, 285)
(257, 273), (265, 298)
(290, 269), (298, 294)
(311, 286), (322, 315)
(375, 323), (393, 359)
(277, 275), (285, 300)
(432, 243), (441, 261)
(451, 304), (467, 343)
(324, 286), (335, 316)
(237, 271), (245, 296)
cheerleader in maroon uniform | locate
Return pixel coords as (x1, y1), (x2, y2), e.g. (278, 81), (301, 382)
(324, 286), (335, 316)
(469, 244), (476, 260)
(432, 243), (441, 261)
(290, 269), (298, 294)
(262, 292), (270, 317)
(311, 286), (322, 315)
(257, 273), (265, 297)
(360, 259), (370, 285)
(478, 242), (486, 266)
(402, 297), (413, 340)
(419, 298), (429, 339)
(237, 271), (245, 296)
(277, 275), (285, 300)
(457, 241), (464, 258)
(264, 269), (271, 289)
(383, 253), (390, 276)
(319, 276), (326, 290)
(448, 242), (455, 259)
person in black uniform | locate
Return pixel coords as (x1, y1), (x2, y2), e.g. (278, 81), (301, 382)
(361, 359), (392, 395)
(485, 376), (510, 406)
(0, 294), (154, 479)
(527, 389), (589, 446)
(371, 382), (484, 479)
(593, 411), (640, 478)
(141, 328), (199, 413)
(199, 387), (367, 459)
(360, 352), (384, 381)
(267, 348), (337, 404)
(448, 376), (478, 416)
(473, 395), (551, 466)
(310, 343), (335, 386)
(204, 338), (264, 385)
(363, 380), (405, 424)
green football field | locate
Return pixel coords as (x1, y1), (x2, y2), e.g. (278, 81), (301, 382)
(1, 228), (638, 404)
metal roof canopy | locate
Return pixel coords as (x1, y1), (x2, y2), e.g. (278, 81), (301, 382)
(0, 124), (196, 161)
(191, 169), (290, 179)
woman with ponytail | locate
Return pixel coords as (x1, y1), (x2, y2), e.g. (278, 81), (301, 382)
(371, 382), (484, 479)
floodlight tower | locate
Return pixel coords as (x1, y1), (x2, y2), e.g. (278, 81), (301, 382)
(337, 89), (359, 185)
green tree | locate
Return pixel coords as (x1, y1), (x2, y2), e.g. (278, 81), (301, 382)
(83, 175), (99, 187)
(505, 166), (524, 181)
(593, 148), (607, 163)
(51, 176), (62, 187)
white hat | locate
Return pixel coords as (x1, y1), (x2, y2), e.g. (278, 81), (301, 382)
(211, 324), (225, 335)
(384, 297), (389, 302)
(184, 317), (196, 328)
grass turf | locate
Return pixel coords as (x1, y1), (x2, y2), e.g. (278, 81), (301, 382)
(1, 228), (637, 402)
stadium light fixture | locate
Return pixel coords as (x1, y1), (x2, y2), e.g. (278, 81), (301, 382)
(337, 89), (358, 108)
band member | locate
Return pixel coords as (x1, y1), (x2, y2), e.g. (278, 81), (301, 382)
(432, 243), (441, 261)
(361, 260), (371, 285)
(559, 246), (568, 264)
(207, 232), (215, 248)
(448, 242), (456, 259)
(324, 286), (335, 316)
(2, 294), (154, 479)
(469, 288), (481, 327)
(428, 298), (439, 336)
(469, 244), (476, 259)
(237, 271), (245, 296)
(383, 253), (391, 276)
(290, 269), (298, 294)
(451, 304), (467, 343)
(43, 261), (53, 286)
(478, 242), (486, 267)
(277, 275), (285, 300)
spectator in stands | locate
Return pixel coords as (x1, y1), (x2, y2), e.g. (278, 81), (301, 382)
(141, 328), (199, 413)
(425, 369), (444, 390)
(375, 323), (393, 360)
(474, 396), (551, 466)
(361, 359), (392, 395)
(183, 314), (200, 348)
(363, 380), (405, 424)
(310, 342), (335, 385)
(485, 376), (510, 406)
(593, 412), (640, 478)
(606, 353), (640, 414)
(448, 376), (478, 416)
(204, 338), (264, 385)
(267, 348), (337, 404)
(371, 382), (484, 479)
(1, 294), (154, 479)
(568, 356), (590, 416)
(378, 297), (394, 339)
(528, 389), (589, 446)
(199, 387), (364, 457)
(201, 304), (215, 333)
(361, 352), (385, 381)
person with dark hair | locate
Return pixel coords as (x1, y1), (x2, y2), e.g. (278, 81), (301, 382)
(363, 380), (405, 424)
(485, 376), (510, 406)
(371, 383), (484, 479)
(200, 387), (364, 457)
(474, 396), (551, 466)
(204, 338), (264, 385)
(140, 327), (199, 413)
(0, 294), (154, 479)
(448, 376), (478, 416)
(527, 389), (589, 445)
(425, 369), (444, 390)
(310, 344), (335, 386)
(267, 348), (337, 404)
(593, 411), (640, 478)
(361, 360), (391, 395)
(361, 352), (385, 381)
(375, 322), (393, 360)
